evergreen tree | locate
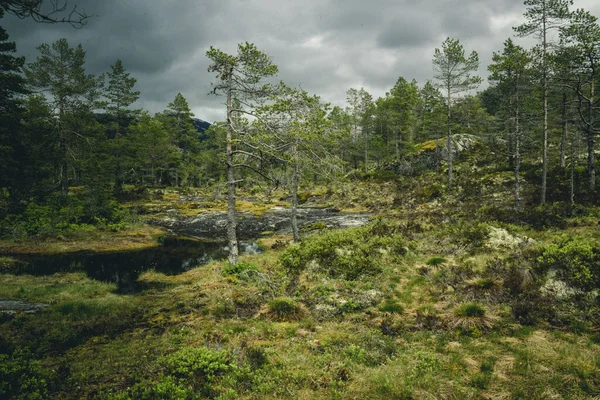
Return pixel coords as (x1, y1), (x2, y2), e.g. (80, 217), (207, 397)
(559, 9), (600, 192)
(24, 38), (101, 196)
(0, 10), (27, 211)
(514, 0), (573, 203)
(488, 39), (534, 208)
(157, 93), (200, 187)
(432, 37), (482, 187)
(104, 59), (140, 195)
(206, 42), (278, 265)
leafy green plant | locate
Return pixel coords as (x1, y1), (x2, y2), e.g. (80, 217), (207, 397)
(222, 262), (258, 277)
(110, 376), (193, 400)
(280, 222), (407, 280)
(159, 347), (235, 397)
(538, 238), (600, 291)
(0, 350), (53, 400)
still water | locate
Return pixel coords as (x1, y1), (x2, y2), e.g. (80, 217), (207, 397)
(2, 238), (262, 292)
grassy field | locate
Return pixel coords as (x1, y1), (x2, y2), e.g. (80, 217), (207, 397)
(2, 188), (600, 399)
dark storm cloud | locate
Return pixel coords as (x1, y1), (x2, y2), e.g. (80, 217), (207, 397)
(377, 12), (442, 49)
(2, 0), (600, 122)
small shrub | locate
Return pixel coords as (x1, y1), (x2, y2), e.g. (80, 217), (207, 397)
(266, 297), (304, 321)
(450, 303), (494, 335)
(222, 262), (258, 277)
(280, 222), (407, 280)
(0, 350), (54, 400)
(455, 303), (485, 318)
(425, 256), (447, 267)
(480, 356), (496, 373)
(470, 372), (491, 389)
(379, 315), (404, 336)
(243, 346), (269, 369)
(378, 299), (404, 314)
(112, 376), (193, 400)
(537, 238), (600, 291)
(160, 347), (234, 396)
(415, 305), (442, 330)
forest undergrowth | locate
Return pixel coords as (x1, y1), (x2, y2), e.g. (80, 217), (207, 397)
(2, 160), (600, 400)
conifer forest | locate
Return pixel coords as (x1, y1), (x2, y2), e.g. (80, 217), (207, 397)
(1, 0), (600, 398)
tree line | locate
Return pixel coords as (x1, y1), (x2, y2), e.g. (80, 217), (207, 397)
(1, 0), (600, 264)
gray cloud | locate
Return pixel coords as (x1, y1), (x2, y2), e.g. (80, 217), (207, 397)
(2, 0), (600, 122)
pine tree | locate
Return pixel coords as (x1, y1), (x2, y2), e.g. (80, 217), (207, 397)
(24, 38), (100, 196)
(206, 42), (278, 265)
(432, 37), (482, 187)
(104, 59), (139, 195)
(157, 93), (200, 187)
(0, 10), (27, 210)
(514, 0), (573, 203)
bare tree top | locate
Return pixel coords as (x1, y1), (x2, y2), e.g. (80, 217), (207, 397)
(1, 0), (91, 27)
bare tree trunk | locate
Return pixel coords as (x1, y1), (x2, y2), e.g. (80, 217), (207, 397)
(508, 130), (514, 170)
(59, 97), (68, 196)
(541, 80), (548, 204)
(514, 105), (521, 210)
(291, 145), (300, 242)
(114, 119), (123, 197)
(226, 74), (239, 265)
(60, 129), (68, 196)
(364, 128), (368, 173)
(560, 93), (567, 168)
(541, 12), (548, 204)
(395, 130), (400, 160)
(570, 135), (575, 207)
(446, 86), (453, 187)
(587, 82), (595, 192)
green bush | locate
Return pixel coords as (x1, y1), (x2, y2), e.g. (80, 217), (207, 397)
(538, 238), (600, 291)
(110, 376), (193, 400)
(0, 350), (54, 400)
(160, 347), (235, 396)
(477, 204), (567, 229)
(0, 192), (127, 239)
(280, 221), (407, 280)
(222, 262), (258, 277)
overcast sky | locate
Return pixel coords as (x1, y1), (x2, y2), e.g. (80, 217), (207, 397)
(3, 0), (600, 122)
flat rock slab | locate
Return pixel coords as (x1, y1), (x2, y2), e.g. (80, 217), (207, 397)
(0, 298), (49, 314)
(150, 208), (372, 241)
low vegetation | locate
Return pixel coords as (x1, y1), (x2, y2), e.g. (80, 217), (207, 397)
(2, 176), (600, 399)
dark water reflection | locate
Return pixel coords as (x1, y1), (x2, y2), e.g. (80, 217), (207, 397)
(2, 238), (262, 292)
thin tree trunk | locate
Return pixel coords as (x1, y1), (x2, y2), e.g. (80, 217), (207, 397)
(446, 86), (453, 187)
(364, 128), (368, 173)
(60, 129), (68, 196)
(514, 104), (521, 210)
(291, 146), (300, 242)
(114, 133), (123, 196)
(541, 9), (548, 204)
(587, 82), (595, 192)
(395, 130), (400, 160)
(560, 93), (567, 168)
(508, 130), (514, 170)
(59, 96), (68, 196)
(570, 134), (575, 207)
(226, 74), (239, 266)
